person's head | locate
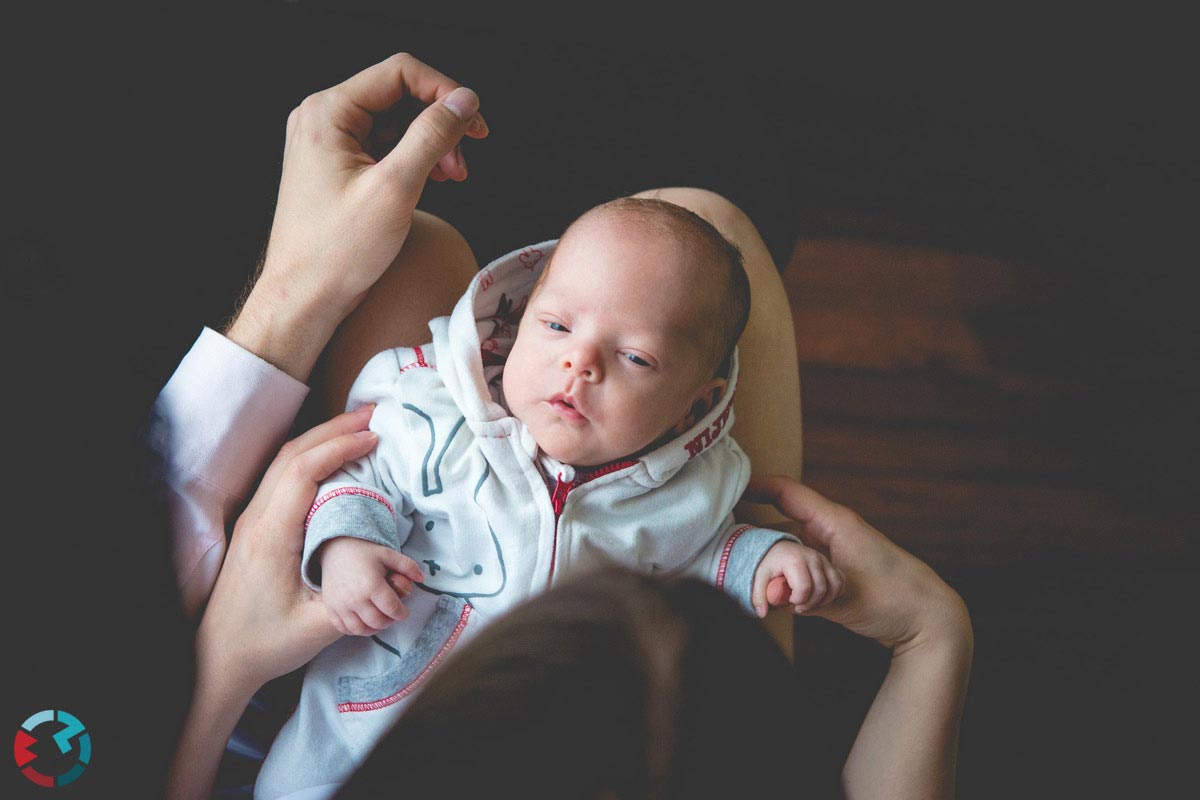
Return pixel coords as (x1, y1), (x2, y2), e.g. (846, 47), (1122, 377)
(501, 197), (751, 466)
(335, 566), (836, 799)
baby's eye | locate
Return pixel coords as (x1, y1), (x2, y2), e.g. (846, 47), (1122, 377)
(545, 321), (569, 332)
(624, 353), (652, 367)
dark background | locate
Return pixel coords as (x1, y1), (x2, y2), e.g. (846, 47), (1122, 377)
(4, 3), (1195, 797)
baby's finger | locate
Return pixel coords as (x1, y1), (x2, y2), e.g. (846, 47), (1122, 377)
(751, 572), (768, 618)
(822, 564), (845, 606)
(386, 573), (415, 597)
(429, 163), (449, 182)
(354, 601), (394, 632)
(806, 556), (829, 607)
(780, 561), (807, 606)
(340, 609), (373, 637)
(372, 589), (409, 622)
(326, 605), (349, 637)
(382, 550), (425, 584)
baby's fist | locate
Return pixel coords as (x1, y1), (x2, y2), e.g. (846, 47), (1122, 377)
(752, 540), (844, 618)
(318, 537), (424, 635)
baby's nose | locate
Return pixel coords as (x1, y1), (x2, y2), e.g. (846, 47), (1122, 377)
(562, 358), (592, 376)
(562, 350), (601, 380)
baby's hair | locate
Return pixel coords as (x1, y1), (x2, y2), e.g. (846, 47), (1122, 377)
(537, 196), (751, 381)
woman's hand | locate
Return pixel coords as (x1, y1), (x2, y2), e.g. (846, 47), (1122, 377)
(194, 406), (381, 698)
(743, 475), (970, 654)
(169, 407), (384, 799)
(228, 53), (489, 381)
(745, 476), (972, 799)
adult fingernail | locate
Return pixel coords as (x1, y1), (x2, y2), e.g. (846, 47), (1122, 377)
(355, 430), (378, 440)
(354, 403), (376, 414)
(443, 86), (479, 120)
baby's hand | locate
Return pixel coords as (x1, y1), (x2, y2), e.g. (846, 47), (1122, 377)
(751, 540), (844, 618)
(317, 537), (425, 636)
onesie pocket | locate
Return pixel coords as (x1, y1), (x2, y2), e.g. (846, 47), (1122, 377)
(334, 593), (475, 751)
(337, 594), (473, 712)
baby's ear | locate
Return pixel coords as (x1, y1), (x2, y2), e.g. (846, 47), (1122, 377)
(672, 378), (728, 436)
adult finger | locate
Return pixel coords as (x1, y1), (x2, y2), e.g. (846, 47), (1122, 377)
(381, 86), (480, 196)
(254, 406), (375, 509)
(765, 575), (790, 607)
(434, 144), (467, 182)
(268, 430), (380, 535)
(353, 57), (488, 141)
(743, 475), (839, 550)
(335, 52), (459, 115)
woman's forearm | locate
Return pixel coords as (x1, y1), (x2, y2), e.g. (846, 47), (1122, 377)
(841, 600), (974, 800)
(165, 664), (257, 800)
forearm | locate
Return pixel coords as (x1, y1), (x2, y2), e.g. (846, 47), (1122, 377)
(842, 600), (973, 800)
(166, 662), (257, 800)
(226, 273), (349, 383)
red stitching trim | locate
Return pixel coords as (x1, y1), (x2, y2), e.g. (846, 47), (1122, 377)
(337, 605), (473, 713)
(715, 525), (753, 589)
(306, 487), (394, 529)
(398, 345), (436, 374)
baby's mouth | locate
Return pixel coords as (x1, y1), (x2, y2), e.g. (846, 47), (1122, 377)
(549, 393), (587, 421)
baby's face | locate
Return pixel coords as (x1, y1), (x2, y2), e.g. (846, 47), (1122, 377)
(502, 215), (717, 467)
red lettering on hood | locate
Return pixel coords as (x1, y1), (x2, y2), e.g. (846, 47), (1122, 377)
(683, 401), (732, 459)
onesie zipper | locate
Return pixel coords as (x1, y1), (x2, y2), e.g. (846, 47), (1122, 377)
(546, 459), (637, 584)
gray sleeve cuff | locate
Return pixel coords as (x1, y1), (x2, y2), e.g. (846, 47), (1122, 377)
(301, 487), (411, 590)
(716, 526), (801, 615)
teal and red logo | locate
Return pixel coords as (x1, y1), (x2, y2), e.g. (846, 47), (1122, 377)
(13, 710), (90, 787)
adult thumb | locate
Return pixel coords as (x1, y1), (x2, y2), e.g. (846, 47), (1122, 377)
(382, 86), (480, 195)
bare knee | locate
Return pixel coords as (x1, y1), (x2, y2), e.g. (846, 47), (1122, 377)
(631, 186), (777, 287)
(405, 209), (478, 289)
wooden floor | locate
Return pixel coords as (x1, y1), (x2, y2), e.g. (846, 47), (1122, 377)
(780, 220), (1195, 797)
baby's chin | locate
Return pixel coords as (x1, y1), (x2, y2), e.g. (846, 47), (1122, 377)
(533, 429), (671, 468)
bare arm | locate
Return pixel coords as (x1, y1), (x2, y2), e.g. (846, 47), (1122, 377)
(746, 475), (974, 800)
(843, 587), (972, 799)
(167, 662), (258, 800)
(165, 410), (377, 799)
(225, 52), (487, 382)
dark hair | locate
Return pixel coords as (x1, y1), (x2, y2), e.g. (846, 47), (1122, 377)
(536, 196), (752, 381)
(335, 567), (839, 799)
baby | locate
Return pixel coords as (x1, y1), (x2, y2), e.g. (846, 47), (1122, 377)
(254, 197), (840, 798)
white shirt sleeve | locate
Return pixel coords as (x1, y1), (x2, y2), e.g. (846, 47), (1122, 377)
(154, 327), (310, 617)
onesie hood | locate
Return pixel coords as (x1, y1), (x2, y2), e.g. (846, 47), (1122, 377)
(429, 240), (742, 487)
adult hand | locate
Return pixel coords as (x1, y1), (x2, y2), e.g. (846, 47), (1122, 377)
(229, 53), (489, 381)
(194, 406), (381, 698)
(744, 475), (970, 654)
